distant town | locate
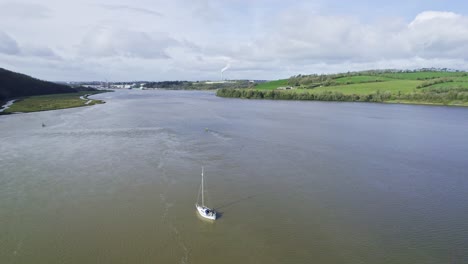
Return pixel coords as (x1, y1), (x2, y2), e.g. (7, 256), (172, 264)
(63, 80), (268, 90)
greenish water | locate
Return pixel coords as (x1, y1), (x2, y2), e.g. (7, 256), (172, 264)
(1, 90), (467, 263)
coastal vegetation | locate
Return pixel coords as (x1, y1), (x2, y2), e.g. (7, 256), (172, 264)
(216, 69), (468, 106)
(2, 91), (106, 113)
(0, 67), (110, 114)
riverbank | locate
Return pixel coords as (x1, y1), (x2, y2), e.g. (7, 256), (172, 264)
(216, 88), (468, 107)
(216, 70), (468, 107)
(1, 90), (110, 114)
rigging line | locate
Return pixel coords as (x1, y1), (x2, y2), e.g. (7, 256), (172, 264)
(196, 180), (202, 204)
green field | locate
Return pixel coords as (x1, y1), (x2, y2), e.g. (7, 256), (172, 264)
(255, 79), (289, 90)
(217, 70), (468, 106)
(302, 80), (420, 95)
(380, 71), (466, 80)
(424, 81), (468, 90)
(332, 75), (394, 85)
(4, 91), (106, 113)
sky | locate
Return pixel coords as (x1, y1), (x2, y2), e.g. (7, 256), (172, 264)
(1, 0), (468, 81)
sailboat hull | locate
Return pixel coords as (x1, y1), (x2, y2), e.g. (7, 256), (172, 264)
(196, 204), (217, 220)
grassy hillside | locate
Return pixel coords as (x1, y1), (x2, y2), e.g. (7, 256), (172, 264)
(0, 67), (76, 102)
(217, 70), (468, 106)
(380, 71), (465, 80)
(301, 80), (420, 95)
(332, 75), (393, 84)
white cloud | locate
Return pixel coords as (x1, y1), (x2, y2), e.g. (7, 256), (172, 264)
(0, 31), (20, 55)
(78, 27), (177, 59)
(0, 30), (61, 59)
(410, 11), (461, 25)
(0, 2), (51, 19)
(234, 10), (468, 63)
(22, 45), (61, 60)
(1, 0), (468, 81)
(405, 11), (468, 59)
(101, 4), (163, 17)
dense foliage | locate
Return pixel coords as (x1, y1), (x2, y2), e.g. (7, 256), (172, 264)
(143, 80), (253, 90)
(217, 88), (468, 104)
(416, 78), (453, 88)
(217, 88), (393, 102)
(72, 86), (102, 92)
(0, 68), (76, 101)
(144, 81), (192, 89)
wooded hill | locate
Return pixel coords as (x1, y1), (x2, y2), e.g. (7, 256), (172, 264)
(0, 67), (76, 102)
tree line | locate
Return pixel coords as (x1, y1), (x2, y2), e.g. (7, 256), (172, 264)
(143, 80), (253, 90)
(217, 88), (393, 102)
(417, 78), (454, 88)
(216, 88), (468, 104)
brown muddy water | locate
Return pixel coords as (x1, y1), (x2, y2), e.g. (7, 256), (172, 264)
(1, 90), (467, 263)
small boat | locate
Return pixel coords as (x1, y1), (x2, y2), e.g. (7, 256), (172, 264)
(195, 167), (217, 220)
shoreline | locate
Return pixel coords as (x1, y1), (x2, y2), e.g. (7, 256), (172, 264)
(216, 93), (468, 108)
(216, 87), (468, 108)
(1, 91), (110, 114)
(0, 99), (17, 113)
(79, 94), (94, 105)
(384, 100), (468, 108)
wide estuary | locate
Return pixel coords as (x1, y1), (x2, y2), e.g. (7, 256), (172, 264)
(1, 90), (467, 263)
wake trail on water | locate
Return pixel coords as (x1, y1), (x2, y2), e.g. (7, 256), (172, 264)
(155, 140), (191, 264)
(35, 127), (176, 139)
(205, 128), (232, 141)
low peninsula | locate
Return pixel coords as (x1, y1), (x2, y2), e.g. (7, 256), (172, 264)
(0, 68), (109, 114)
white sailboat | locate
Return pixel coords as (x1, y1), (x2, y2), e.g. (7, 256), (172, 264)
(195, 167), (217, 220)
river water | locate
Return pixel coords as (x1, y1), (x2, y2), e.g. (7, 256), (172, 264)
(1, 90), (467, 264)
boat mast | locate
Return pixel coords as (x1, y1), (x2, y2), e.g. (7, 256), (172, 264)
(201, 167), (204, 207)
